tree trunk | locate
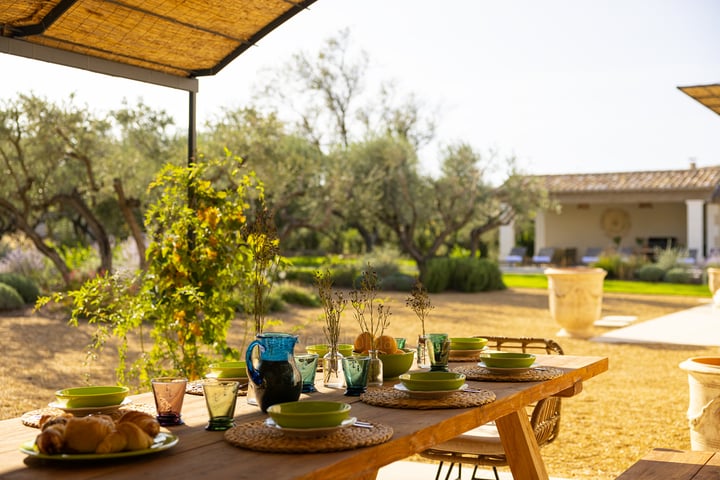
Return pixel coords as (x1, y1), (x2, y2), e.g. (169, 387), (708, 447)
(0, 199), (72, 286)
(54, 191), (113, 274)
(114, 178), (146, 270)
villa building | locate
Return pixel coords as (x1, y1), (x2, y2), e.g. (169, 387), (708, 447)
(499, 163), (720, 265)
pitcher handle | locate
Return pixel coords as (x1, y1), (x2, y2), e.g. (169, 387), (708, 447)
(245, 340), (263, 386)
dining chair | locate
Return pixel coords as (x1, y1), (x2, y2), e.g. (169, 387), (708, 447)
(419, 336), (564, 480)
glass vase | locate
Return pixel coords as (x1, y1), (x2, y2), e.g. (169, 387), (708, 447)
(417, 334), (430, 369)
(367, 350), (383, 387)
(323, 350), (345, 389)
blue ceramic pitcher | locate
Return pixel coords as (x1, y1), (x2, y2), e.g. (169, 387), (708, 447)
(245, 333), (302, 412)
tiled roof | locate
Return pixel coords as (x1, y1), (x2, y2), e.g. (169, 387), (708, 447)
(535, 166), (720, 194)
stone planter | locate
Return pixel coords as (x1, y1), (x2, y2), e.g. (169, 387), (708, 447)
(707, 268), (720, 306)
(544, 267), (607, 338)
(679, 357), (720, 451)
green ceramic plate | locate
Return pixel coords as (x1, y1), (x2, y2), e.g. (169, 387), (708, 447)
(20, 432), (179, 460)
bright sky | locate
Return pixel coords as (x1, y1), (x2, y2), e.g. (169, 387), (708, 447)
(2, 0), (719, 178)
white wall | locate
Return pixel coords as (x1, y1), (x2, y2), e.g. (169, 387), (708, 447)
(542, 202), (687, 258)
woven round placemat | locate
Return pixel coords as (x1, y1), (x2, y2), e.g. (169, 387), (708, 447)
(224, 419), (393, 453)
(360, 386), (495, 410)
(21, 402), (157, 428)
(451, 366), (564, 382)
(186, 380), (248, 396)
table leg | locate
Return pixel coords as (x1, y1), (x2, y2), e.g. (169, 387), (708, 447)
(496, 409), (549, 480)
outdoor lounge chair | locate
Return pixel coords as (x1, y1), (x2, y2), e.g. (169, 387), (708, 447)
(531, 247), (555, 265)
(419, 336), (564, 480)
(501, 246), (527, 265)
(581, 247), (602, 264)
(679, 248), (698, 265)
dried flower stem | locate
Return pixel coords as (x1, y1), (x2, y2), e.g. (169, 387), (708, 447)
(406, 279), (433, 336)
(315, 271), (346, 353)
(350, 266), (391, 349)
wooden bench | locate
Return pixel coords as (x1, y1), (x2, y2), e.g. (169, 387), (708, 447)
(616, 448), (720, 479)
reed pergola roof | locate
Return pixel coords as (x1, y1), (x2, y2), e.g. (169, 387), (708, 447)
(0, 0), (318, 92)
(678, 83), (720, 117)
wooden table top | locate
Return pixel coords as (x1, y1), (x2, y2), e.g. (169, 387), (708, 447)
(616, 448), (720, 479)
(0, 354), (607, 480)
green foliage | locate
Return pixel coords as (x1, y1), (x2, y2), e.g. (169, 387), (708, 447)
(634, 264), (666, 282)
(38, 154), (263, 388)
(0, 283), (24, 310)
(422, 258), (453, 293)
(592, 255), (622, 279)
(0, 273), (40, 303)
(421, 257), (505, 293)
(664, 267), (695, 284)
(379, 273), (416, 292)
(274, 283), (321, 307)
(329, 265), (362, 288)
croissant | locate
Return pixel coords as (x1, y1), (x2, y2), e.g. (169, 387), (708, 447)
(95, 422), (153, 454)
(117, 410), (160, 437)
(35, 423), (66, 454)
(62, 415), (115, 453)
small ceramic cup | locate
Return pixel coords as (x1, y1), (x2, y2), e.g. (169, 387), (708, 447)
(151, 376), (188, 426)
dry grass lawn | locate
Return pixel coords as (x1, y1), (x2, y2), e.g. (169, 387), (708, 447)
(0, 287), (714, 479)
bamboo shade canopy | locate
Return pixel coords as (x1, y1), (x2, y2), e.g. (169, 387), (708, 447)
(0, 0), (317, 91)
(678, 83), (720, 117)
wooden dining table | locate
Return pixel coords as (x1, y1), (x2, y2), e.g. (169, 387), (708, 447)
(0, 354), (607, 480)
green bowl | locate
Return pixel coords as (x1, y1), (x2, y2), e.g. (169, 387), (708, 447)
(267, 401), (351, 429)
(54, 386), (129, 408)
(399, 372), (466, 391)
(306, 344), (354, 358)
(207, 361), (248, 379)
(378, 349), (415, 379)
(450, 337), (488, 350)
(480, 352), (536, 368)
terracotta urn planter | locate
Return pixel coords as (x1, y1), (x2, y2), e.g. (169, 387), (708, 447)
(679, 357), (720, 451)
(544, 267), (607, 338)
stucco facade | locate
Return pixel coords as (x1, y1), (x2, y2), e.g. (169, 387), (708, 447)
(499, 165), (720, 265)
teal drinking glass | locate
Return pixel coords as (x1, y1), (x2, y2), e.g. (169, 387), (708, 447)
(341, 355), (370, 396)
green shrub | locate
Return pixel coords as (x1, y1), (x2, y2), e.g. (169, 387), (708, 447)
(636, 264), (666, 282)
(664, 267), (693, 284)
(379, 273), (416, 292)
(593, 255), (622, 279)
(283, 269), (316, 285)
(0, 273), (40, 303)
(275, 283), (321, 307)
(450, 258), (489, 292)
(330, 265), (361, 288)
(0, 283), (24, 310)
(361, 246), (402, 278)
(422, 258), (453, 293)
(451, 258), (506, 292)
